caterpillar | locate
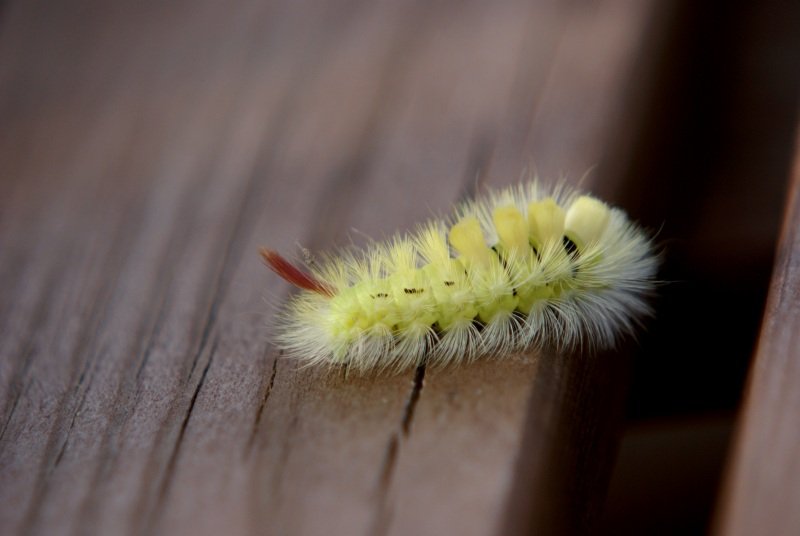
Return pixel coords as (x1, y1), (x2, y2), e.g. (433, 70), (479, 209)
(262, 181), (657, 373)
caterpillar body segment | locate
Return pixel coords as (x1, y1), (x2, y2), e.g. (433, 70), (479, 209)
(264, 182), (657, 373)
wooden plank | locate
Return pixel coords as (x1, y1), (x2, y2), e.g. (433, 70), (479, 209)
(0, 0), (661, 534)
(713, 125), (800, 536)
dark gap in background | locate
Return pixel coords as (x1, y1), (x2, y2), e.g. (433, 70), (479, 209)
(598, 0), (800, 534)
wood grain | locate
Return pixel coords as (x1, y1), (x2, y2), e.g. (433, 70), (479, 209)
(713, 124), (800, 536)
(0, 0), (661, 534)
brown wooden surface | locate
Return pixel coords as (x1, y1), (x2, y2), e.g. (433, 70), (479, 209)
(0, 1), (663, 535)
(713, 125), (800, 536)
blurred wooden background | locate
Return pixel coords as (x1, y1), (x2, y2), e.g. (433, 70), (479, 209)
(1, 1), (798, 535)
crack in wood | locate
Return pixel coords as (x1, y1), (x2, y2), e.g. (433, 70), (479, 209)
(132, 289), (171, 383)
(370, 363), (426, 536)
(145, 339), (216, 534)
(401, 364), (426, 436)
(246, 351), (280, 456)
(53, 350), (106, 469)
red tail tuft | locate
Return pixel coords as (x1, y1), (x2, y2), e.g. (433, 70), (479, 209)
(260, 248), (334, 297)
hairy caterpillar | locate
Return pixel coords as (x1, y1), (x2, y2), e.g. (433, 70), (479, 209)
(263, 181), (657, 373)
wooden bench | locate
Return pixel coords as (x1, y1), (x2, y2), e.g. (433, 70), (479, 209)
(1, 0), (797, 534)
(713, 130), (800, 536)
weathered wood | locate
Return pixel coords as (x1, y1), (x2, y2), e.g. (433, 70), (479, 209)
(713, 125), (800, 536)
(0, 0), (661, 534)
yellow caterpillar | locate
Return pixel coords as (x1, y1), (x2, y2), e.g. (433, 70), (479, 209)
(263, 181), (657, 373)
